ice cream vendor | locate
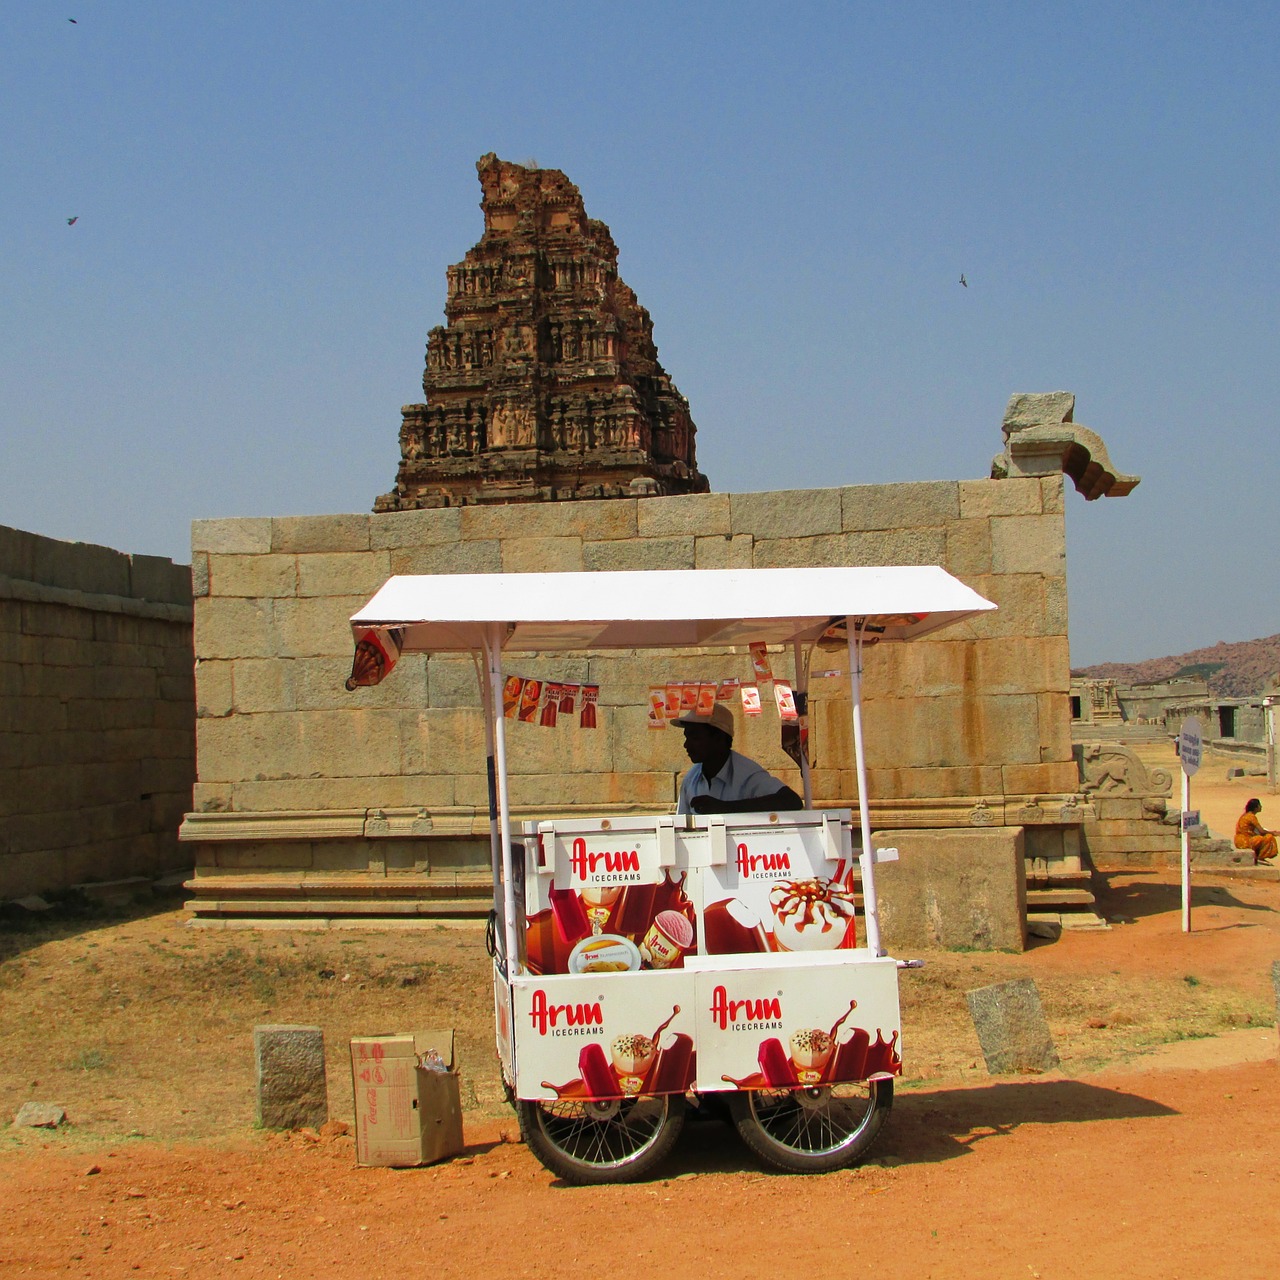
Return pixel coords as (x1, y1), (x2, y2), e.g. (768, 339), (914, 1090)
(674, 703), (804, 816)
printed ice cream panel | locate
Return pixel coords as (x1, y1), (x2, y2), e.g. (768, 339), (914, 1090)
(523, 820), (697, 975)
(691, 958), (900, 1092)
(510, 970), (698, 1101)
(687, 815), (859, 957)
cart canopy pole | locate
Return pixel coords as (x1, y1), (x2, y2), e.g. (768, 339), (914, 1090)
(792, 639), (813, 809)
(484, 626), (520, 974)
(847, 625), (883, 956)
(474, 652), (503, 921)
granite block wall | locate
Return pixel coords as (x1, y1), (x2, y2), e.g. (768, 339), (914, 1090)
(182, 476), (1079, 884)
(0, 526), (195, 898)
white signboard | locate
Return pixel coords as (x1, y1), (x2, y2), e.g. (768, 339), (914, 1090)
(1179, 717), (1202, 777)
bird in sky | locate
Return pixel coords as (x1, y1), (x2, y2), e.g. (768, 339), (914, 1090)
(959, 274), (967, 288)
(67, 216), (78, 225)
(68, 17), (77, 22)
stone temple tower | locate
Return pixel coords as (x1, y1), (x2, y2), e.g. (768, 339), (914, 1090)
(375, 154), (710, 510)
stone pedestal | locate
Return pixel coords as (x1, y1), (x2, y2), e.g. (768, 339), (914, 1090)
(872, 826), (1027, 952)
(254, 1024), (328, 1130)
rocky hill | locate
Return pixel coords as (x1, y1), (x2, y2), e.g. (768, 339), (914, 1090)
(1072, 634), (1280, 699)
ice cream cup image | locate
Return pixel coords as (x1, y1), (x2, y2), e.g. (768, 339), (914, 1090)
(611, 1033), (656, 1093)
(568, 934), (641, 974)
(769, 878), (856, 952)
(789, 1028), (835, 1083)
(640, 910), (694, 969)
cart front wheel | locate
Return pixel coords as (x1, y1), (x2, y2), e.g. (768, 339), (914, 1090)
(516, 1093), (685, 1185)
(729, 1079), (892, 1173)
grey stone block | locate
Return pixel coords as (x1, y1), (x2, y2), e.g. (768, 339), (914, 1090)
(12, 1102), (66, 1128)
(254, 1024), (328, 1130)
(966, 978), (1060, 1074)
(1272, 960), (1280, 1028)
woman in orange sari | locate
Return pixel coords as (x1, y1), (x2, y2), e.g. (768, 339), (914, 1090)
(1235, 799), (1277, 865)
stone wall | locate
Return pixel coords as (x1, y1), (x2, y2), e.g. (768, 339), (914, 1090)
(0, 526), (195, 899)
(182, 475), (1084, 936)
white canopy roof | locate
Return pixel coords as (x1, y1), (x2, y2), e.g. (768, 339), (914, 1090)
(349, 565), (996, 653)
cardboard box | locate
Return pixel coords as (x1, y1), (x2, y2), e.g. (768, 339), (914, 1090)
(350, 1029), (464, 1167)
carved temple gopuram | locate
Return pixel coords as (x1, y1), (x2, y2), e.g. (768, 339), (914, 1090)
(375, 154), (709, 510)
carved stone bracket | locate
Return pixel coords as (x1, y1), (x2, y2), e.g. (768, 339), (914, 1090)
(1074, 742), (1173, 797)
(991, 392), (1140, 500)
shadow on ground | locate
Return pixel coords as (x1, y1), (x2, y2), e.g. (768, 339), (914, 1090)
(1095, 875), (1275, 921)
(632, 1077), (1178, 1180)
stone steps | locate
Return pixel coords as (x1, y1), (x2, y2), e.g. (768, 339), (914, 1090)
(184, 870), (493, 926)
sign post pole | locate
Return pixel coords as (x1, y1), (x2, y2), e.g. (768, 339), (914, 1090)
(1264, 696), (1276, 794)
(1178, 717), (1202, 934)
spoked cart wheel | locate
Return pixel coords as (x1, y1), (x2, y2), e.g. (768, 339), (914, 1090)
(516, 1093), (686, 1185)
(729, 1078), (892, 1173)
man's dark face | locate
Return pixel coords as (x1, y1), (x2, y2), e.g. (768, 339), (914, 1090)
(682, 724), (730, 767)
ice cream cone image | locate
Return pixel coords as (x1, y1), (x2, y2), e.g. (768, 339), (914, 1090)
(789, 1028), (834, 1084)
(611, 1033), (656, 1094)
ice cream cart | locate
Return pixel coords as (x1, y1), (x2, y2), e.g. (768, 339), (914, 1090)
(348, 565), (995, 1182)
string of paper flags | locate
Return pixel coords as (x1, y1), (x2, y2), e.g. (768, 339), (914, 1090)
(347, 629), (846, 732)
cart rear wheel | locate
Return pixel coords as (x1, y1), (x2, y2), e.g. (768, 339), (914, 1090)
(516, 1093), (685, 1185)
(729, 1079), (892, 1173)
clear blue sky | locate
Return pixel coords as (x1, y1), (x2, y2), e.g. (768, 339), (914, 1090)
(3, 2), (1277, 667)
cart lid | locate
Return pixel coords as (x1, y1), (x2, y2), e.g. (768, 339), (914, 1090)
(349, 565), (995, 654)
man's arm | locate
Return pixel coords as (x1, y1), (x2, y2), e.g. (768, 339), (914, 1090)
(690, 785), (804, 815)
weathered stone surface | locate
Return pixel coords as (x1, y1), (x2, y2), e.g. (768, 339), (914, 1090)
(990, 515), (1067, 576)
(296, 551), (392, 599)
(965, 978), (1060, 1073)
(369, 506), (462, 550)
(501, 537), (584, 574)
(193, 598), (276, 660)
(11, 1100), (66, 1131)
(388, 542), (501, 577)
(637, 492), (730, 539)
(957, 476), (1046, 519)
(377, 155), (708, 512)
(583, 536), (694, 572)
(1003, 392), (1077, 430)
(271, 515), (371, 554)
(12, 1102), (66, 1128)
(191, 518), (273, 556)
(874, 826), (1027, 952)
(1271, 960), (1280, 1028)
(731, 489), (843, 540)
(945, 518), (993, 576)
(209, 554), (297, 599)
(694, 533), (754, 569)
(254, 1025), (328, 1130)
(840, 481), (959, 532)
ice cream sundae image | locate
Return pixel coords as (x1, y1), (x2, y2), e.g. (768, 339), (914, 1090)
(769, 877), (856, 951)
(789, 1027), (834, 1083)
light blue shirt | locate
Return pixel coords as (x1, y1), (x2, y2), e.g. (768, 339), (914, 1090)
(677, 750), (786, 814)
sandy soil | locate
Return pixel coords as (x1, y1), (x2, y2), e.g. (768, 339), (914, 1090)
(3, 861), (1278, 1280)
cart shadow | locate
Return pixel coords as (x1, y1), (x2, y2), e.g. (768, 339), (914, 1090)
(648, 1078), (1180, 1178)
(875, 1078), (1178, 1167)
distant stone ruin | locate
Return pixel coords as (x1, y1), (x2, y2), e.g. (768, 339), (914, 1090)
(376, 154), (709, 510)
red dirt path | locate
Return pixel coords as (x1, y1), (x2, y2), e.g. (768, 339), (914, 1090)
(2, 1056), (1277, 1280)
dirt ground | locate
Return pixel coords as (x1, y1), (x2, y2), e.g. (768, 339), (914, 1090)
(2, 745), (1277, 1279)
